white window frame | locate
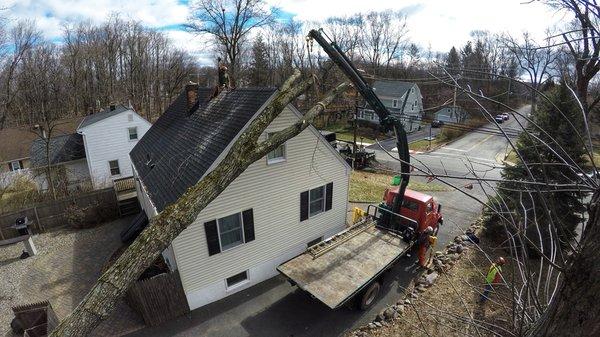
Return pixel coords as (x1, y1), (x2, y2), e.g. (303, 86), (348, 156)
(216, 212), (245, 252)
(128, 127), (138, 141)
(392, 99), (399, 108)
(225, 270), (249, 291)
(266, 132), (286, 165)
(108, 160), (121, 176)
(309, 185), (326, 217)
(9, 160), (21, 171)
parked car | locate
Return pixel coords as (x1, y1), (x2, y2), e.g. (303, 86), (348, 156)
(501, 113), (509, 120)
(494, 116), (504, 123)
(431, 120), (444, 128)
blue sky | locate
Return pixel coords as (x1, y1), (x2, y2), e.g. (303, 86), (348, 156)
(6, 0), (564, 65)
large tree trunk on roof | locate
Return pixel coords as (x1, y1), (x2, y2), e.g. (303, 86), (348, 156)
(526, 190), (600, 337)
(49, 70), (349, 337)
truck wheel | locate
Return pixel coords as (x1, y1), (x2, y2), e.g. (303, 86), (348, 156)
(359, 281), (381, 310)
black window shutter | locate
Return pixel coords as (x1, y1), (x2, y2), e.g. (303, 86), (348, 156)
(300, 191), (309, 221)
(204, 220), (221, 256)
(7, 163), (12, 171)
(242, 209), (255, 243)
(19, 160), (24, 169)
(325, 182), (333, 211)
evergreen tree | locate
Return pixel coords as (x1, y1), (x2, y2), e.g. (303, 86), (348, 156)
(446, 46), (460, 76)
(495, 82), (587, 250)
(249, 34), (269, 86)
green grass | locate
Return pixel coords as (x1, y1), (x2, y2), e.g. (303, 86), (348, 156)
(409, 139), (444, 151)
(349, 171), (450, 202)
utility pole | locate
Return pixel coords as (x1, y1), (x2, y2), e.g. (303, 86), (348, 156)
(353, 91), (358, 170)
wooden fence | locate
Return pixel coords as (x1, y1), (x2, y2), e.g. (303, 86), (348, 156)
(126, 272), (190, 326)
(0, 188), (118, 241)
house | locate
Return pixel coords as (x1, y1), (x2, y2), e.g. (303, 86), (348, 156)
(1, 117), (82, 188)
(77, 105), (152, 189)
(434, 106), (469, 124)
(357, 80), (424, 132)
(130, 84), (351, 310)
(30, 133), (89, 191)
(29, 106), (151, 191)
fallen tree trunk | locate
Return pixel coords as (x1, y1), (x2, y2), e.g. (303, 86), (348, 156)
(49, 71), (350, 336)
(526, 190), (600, 337)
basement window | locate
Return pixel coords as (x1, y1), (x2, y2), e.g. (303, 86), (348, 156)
(226, 271), (248, 289)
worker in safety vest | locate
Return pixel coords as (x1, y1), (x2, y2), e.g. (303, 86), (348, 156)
(479, 257), (506, 303)
(417, 226), (434, 267)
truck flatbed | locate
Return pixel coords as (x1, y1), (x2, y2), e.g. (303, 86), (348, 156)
(277, 224), (411, 309)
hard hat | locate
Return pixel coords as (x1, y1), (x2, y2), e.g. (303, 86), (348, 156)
(425, 226), (433, 234)
(497, 257), (506, 265)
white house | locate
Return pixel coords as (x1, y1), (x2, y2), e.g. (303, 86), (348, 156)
(358, 80), (424, 132)
(130, 85), (351, 310)
(434, 106), (469, 124)
(77, 105), (152, 189)
(29, 106), (151, 191)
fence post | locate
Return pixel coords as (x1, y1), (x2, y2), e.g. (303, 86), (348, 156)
(34, 206), (43, 232)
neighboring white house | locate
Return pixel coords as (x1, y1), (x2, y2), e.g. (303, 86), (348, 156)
(29, 106), (151, 191)
(77, 105), (152, 189)
(130, 85), (351, 310)
(358, 80), (424, 132)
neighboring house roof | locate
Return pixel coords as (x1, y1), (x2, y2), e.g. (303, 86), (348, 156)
(0, 128), (37, 162)
(372, 80), (417, 98)
(0, 117), (83, 163)
(131, 87), (276, 211)
(30, 133), (86, 167)
(78, 105), (131, 129)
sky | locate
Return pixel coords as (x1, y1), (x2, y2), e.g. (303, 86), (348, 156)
(5, 0), (567, 65)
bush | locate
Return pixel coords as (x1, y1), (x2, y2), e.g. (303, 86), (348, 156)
(64, 203), (87, 229)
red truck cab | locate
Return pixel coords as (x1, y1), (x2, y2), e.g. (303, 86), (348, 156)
(383, 187), (443, 234)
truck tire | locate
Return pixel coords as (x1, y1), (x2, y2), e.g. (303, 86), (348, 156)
(359, 281), (381, 310)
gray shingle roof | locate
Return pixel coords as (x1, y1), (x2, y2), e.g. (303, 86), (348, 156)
(30, 133), (86, 167)
(372, 80), (415, 98)
(130, 87), (277, 212)
(79, 105), (131, 128)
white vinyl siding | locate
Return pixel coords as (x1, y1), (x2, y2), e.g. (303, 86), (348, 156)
(78, 109), (151, 188)
(168, 106), (349, 308)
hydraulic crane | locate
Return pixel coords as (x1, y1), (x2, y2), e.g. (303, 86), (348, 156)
(307, 29), (411, 224)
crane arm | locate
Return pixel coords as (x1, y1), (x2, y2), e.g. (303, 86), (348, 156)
(308, 29), (410, 214)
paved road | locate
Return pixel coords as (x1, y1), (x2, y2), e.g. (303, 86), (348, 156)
(369, 125), (441, 152)
(128, 107), (529, 337)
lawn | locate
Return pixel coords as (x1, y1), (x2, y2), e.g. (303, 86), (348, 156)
(335, 132), (377, 145)
(349, 171), (450, 202)
(409, 139), (444, 151)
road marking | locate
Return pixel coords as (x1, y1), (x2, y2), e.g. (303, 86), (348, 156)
(419, 152), (500, 165)
(444, 147), (467, 152)
(468, 134), (494, 152)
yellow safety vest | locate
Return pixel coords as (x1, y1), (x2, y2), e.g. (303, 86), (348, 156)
(486, 263), (502, 284)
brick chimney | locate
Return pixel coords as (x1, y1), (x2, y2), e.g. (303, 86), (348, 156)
(186, 82), (198, 112)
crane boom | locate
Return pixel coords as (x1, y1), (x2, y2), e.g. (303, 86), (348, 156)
(308, 29), (410, 216)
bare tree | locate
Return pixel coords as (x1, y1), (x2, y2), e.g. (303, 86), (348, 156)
(187, 0), (275, 86)
(359, 11), (408, 75)
(502, 32), (556, 113)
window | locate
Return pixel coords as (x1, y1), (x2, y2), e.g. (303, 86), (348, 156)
(426, 203), (433, 213)
(226, 271), (248, 289)
(204, 209), (255, 256)
(300, 183), (333, 221)
(128, 127), (138, 140)
(109, 160), (120, 176)
(392, 99), (399, 108)
(9, 160), (22, 171)
(307, 237), (323, 248)
(218, 213), (244, 250)
(266, 133), (286, 164)
(309, 186), (325, 216)
(403, 200), (419, 212)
